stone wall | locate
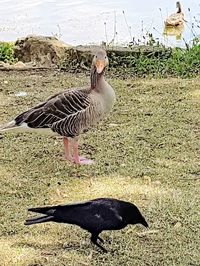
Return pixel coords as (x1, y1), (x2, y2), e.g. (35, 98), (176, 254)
(0, 35), (172, 70)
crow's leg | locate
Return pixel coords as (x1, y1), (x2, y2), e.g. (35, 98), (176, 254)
(91, 233), (107, 253)
(97, 236), (104, 243)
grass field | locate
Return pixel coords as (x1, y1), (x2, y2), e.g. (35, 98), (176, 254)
(0, 71), (199, 266)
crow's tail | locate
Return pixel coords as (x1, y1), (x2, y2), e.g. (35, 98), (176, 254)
(28, 206), (56, 215)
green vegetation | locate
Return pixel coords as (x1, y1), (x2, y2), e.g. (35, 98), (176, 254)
(60, 41), (200, 78)
(0, 71), (199, 265)
(0, 42), (16, 63)
(108, 42), (200, 78)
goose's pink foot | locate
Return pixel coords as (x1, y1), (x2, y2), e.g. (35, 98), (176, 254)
(72, 139), (94, 165)
(73, 155), (94, 165)
(79, 156), (95, 165)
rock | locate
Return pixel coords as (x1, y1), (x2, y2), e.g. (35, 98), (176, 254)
(0, 60), (29, 70)
(13, 61), (26, 68)
(14, 35), (72, 68)
(0, 61), (10, 68)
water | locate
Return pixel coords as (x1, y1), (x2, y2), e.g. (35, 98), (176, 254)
(0, 0), (199, 47)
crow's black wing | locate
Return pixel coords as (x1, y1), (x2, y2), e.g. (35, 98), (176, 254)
(54, 199), (123, 232)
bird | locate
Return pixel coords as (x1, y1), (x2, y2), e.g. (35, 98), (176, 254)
(165, 2), (184, 27)
(24, 198), (148, 252)
(0, 49), (116, 165)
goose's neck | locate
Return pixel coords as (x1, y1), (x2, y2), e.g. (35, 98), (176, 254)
(177, 3), (182, 13)
(90, 65), (105, 90)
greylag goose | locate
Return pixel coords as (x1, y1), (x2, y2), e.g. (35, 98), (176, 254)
(24, 198), (148, 252)
(0, 49), (116, 164)
(165, 2), (184, 27)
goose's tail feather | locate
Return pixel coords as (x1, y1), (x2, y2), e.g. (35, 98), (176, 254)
(24, 215), (54, 225)
(0, 120), (17, 132)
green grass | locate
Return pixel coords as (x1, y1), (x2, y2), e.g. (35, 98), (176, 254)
(0, 71), (200, 266)
(0, 42), (16, 63)
(108, 44), (200, 78)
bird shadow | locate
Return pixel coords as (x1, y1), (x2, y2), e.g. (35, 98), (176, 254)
(14, 240), (112, 255)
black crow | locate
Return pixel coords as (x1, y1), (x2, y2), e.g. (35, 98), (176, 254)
(24, 198), (148, 252)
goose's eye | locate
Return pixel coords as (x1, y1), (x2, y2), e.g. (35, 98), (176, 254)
(105, 56), (107, 59)
(95, 55), (97, 58)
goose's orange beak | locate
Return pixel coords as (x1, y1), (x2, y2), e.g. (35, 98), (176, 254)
(96, 60), (105, 74)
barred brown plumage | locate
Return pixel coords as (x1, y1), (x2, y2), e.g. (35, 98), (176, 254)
(0, 49), (116, 164)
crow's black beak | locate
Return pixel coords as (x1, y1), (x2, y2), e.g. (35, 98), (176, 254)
(142, 219), (149, 228)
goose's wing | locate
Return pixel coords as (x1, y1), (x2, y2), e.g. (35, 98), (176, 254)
(50, 100), (93, 137)
(15, 87), (91, 129)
